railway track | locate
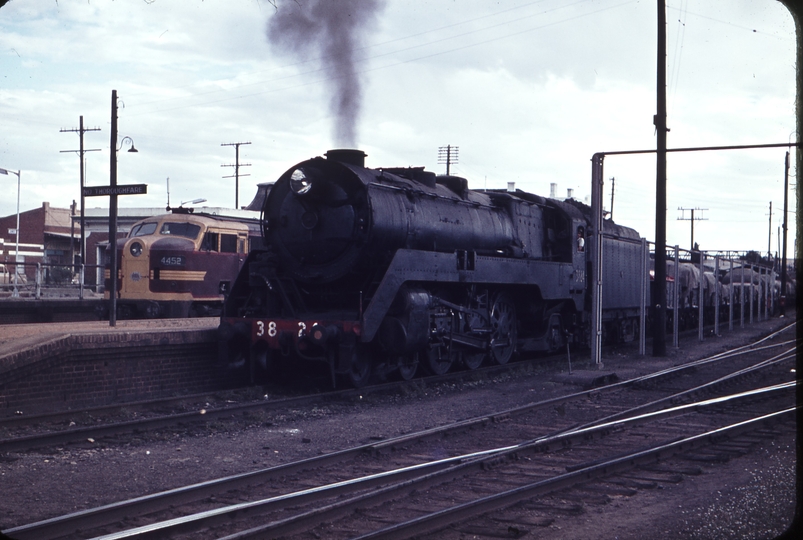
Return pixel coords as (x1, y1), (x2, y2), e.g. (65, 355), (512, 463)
(4, 323), (795, 540)
(213, 390), (794, 540)
(0, 318), (793, 453)
(0, 353), (558, 453)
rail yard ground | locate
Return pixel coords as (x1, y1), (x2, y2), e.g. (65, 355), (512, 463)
(0, 312), (799, 539)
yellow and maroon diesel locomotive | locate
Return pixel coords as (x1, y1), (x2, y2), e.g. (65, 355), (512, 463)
(105, 209), (264, 318)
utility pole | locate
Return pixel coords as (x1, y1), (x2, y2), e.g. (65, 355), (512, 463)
(653, 0), (668, 357)
(221, 142), (251, 209)
(777, 226), (781, 265)
(69, 200), (76, 272)
(677, 207), (707, 250)
(766, 201), (773, 261)
(109, 90), (119, 326)
(438, 145), (459, 176)
(609, 177), (615, 220)
(60, 116), (101, 269)
(781, 151), (790, 311)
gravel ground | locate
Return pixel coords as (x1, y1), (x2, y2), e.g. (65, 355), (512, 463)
(0, 313), (799, 538)
(528, 432), (798, 540)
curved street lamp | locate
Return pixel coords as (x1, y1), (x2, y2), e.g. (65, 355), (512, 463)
(108, 90), (139, 326)
(118, 136), (138, 153)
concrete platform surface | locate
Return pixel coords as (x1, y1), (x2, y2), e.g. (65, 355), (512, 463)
(0, 318), (219, 370)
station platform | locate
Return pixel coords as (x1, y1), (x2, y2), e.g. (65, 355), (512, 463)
(0, 318), (219, 357)
(0, 296), (106, 324)
(0, 318), (223, 414)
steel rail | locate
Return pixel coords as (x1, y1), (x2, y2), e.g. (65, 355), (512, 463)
(68, 381), (797, 540)
(371, 340), (796, 453)
(0, 351), (553, 451)
(4, 330), (793, 539)
(0, 390), (255, 428)
(577, 348), (797, 429)
(214, 390), (797, 540)
(350, 407), (797, 540)
(630, 335), (797, 385)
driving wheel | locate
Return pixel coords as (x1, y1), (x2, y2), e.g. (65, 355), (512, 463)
(397, 353), (419, 381)
(489, 292), (517, 364)
(345, 345), (372, 388)
(424, 343), (454, 375)
(462, 351), (485, 370)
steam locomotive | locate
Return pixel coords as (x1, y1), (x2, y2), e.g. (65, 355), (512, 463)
(219, 149), (648, 386)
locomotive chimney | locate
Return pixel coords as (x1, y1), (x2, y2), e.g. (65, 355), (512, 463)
(325, 149), (367, 168)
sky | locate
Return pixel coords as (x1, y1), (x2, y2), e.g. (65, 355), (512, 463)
(0, 0), (797, 257)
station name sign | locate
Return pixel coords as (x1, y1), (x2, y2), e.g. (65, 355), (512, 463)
(83, 184), (148, 197)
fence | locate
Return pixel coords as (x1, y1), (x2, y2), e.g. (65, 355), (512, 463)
(651, 243), (784, 352)
(0, 262), (104, 300)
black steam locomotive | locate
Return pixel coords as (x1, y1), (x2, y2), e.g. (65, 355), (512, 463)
(219, 149), (645, 386)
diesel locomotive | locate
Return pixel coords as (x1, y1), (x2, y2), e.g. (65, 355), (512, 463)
(219, 149), (647, 386)
(105, 209), (264, 318)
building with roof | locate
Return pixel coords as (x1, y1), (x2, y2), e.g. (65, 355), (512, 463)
(0, 202), (77, 283)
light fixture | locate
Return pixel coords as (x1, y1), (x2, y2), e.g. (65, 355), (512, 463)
(118, 136), (137, 153)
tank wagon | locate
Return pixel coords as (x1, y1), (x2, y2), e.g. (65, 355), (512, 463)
(659, 259), (791, 330)
(219, 149), (647, 386)
(105, 209), (264, 318)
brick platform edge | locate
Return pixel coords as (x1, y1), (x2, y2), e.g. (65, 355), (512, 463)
(0, 328), (247, 414)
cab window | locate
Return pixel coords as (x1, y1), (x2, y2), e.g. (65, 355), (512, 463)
(160, 222), (201, 239)
(220, 234), (238, 253)
(202, 232), (219, 251)
(130, 222), (158, 237)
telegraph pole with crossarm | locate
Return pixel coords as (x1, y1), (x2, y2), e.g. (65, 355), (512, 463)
(60, 116), (101, 269)
(438, 145), (459, 176)
(221, 142), (251, 209)
(677, 207), (708, 251)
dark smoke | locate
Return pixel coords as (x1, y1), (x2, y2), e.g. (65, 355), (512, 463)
(267, 0), (385, 148)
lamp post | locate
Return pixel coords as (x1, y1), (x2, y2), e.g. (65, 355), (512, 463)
(0, 167), (21, 298)
(108, 89), (138, 326)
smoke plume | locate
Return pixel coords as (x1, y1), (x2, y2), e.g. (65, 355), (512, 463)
(267, 0), (385, 148)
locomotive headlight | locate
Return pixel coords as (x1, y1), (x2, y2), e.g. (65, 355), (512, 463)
(289, 168), (314, 195)
(129, 241), (143, 257)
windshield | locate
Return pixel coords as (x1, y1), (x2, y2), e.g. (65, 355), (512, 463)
(160, 222), (201, 240)
(129, 222), (158, 237)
